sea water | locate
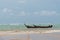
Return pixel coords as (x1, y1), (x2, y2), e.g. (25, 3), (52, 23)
(0, 24), (60, 31)
(0, 24), (60, 40)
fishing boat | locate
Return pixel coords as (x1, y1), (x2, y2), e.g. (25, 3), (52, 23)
(24, 24), (53, 28)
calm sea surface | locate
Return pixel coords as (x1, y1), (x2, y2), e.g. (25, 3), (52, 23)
(0, 24), (60, 31)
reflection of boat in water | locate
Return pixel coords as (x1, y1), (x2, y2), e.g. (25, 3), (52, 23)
(24, 24), (53, 28)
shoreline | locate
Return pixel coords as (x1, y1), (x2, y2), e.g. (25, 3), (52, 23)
(0, 30), (60, 36)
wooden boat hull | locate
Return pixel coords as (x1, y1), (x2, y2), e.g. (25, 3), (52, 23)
(24, 24), (53, 28)
(26, 26), (52, 28)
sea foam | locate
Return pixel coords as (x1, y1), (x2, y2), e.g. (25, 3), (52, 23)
(44, 30), (60, 33)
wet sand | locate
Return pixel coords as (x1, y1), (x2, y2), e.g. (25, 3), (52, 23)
(0, 30), (60, 40)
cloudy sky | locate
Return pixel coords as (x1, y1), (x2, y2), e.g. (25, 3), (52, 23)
(0, 0), (60, 24)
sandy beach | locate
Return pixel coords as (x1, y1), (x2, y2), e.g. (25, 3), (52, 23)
(0, 30), (60, 40)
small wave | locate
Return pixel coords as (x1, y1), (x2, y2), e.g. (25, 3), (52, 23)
(44, 30), (60, 33)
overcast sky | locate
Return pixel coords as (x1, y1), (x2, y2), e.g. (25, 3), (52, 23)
(0, 0), (60, 24)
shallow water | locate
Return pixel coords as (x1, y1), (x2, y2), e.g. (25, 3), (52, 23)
(0, 24), (60, 31)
